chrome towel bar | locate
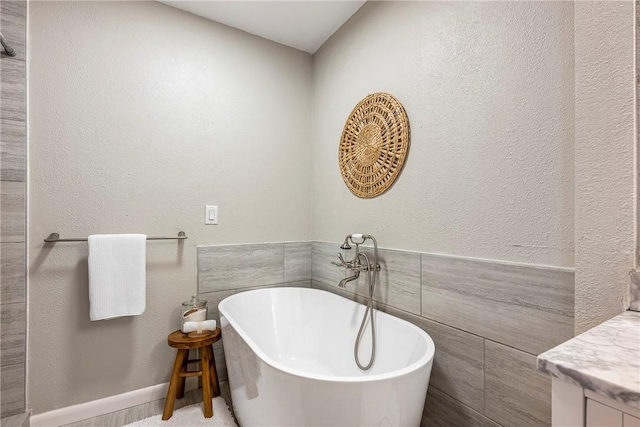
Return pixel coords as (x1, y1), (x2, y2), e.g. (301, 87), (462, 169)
(44, 231), (187, 243)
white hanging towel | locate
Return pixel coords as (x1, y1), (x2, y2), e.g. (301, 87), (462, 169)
(88, 234), (147, 321)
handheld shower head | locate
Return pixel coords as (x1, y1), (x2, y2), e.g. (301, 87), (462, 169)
(340, 236), (352, 250)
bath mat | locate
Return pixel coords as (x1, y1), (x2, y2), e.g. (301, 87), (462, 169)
(123, 397), (237, 427)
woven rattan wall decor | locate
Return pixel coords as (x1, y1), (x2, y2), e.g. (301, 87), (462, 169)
(339, 93), (410, 198)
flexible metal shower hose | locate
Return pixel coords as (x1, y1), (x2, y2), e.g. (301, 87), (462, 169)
(354, 250), (377, 370)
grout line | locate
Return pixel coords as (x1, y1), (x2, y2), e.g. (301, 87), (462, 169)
(482, 338), (542, 359)
(420, 253), (423, 317)
(428, 385), (497, 425)
(380, 301), (544, 358)
(483, 338), (487, 414)
(0, 360), (26, 369)
(0, 177), (27, 183)
(0, 300), (26, 307)
(196, 246), (200, 295)
(310, 241), (315, 283)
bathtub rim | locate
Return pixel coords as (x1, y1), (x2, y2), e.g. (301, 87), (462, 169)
(219, 287), (436, 384)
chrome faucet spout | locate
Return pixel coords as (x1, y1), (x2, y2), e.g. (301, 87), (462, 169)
(339, 270), (359, 288)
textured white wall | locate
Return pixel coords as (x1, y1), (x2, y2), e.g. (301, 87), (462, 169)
(574, 1), (636, 333)
(312, 1), (575, 267)
(27, 1), (311, 413)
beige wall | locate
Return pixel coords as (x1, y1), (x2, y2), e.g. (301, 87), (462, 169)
(27, 1), (312, 414)
(312, 1), (575, 267)
(573, 1), (636, 333)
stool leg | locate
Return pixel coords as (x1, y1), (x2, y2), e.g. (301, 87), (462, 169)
(163, 349), (187, 420)
(177, 349), (189, 399)
(201, 346), (213, 418)
(207, 345), (221, 397)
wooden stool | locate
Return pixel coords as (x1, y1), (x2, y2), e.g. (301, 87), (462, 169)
(162, 328), (221, 420)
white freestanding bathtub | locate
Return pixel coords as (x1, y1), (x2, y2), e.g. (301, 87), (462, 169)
(219, 287), (435, 427)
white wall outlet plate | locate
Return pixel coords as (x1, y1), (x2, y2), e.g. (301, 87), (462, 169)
(205, 205), (218, 225)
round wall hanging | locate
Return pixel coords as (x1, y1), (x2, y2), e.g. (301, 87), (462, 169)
(339, 92), (410, 198)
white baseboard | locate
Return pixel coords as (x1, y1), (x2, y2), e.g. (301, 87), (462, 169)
(30, 381), (198, 427)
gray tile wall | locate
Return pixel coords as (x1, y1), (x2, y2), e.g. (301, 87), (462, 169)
(422, 387), (500, 427)
(311, 241), (345, 286)
(198, 243), (285, 293)
(484, 341), (552, 427)
(354, 247), (421, 315)
(421, 254), (574, 356)
(197, 240), (573, 426)
(384, 304), (486, 413)
(0, 0), (27, 419)
(0, 409), (29, 427)
(312, 241), (575, 427)
(197, 241), (312, 381)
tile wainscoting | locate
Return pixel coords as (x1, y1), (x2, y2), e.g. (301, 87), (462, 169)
(629, 270), (639, 311)
(0, 0), (27, 419)
(197, 240), (575, 427)
(197, 242), (313, 382)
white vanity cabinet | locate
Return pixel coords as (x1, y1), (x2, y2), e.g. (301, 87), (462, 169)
(586, 399), (622, 427)
(539, 312), (640, 427)
(552, 378), (640, 427)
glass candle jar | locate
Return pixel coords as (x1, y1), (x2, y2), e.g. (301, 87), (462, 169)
(181, 295), (208, 332)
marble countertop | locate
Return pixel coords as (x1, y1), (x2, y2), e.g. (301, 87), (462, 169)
(537, 310), (640, 409)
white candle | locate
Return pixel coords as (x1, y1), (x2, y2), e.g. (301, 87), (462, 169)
(181, 308), (207, 332)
